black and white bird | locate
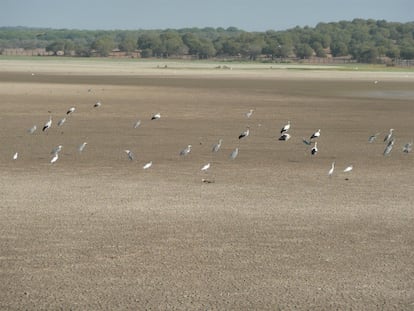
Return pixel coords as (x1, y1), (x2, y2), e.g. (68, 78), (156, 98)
(94, 101), (101, 108)
(280, 121), (291, 134)
(310, 129), (321, 140)
(368, 132), (380, 143)
(238, 127), (250, 139)
(42, 116), (52, 132)
(66, 107), (75, 115)
(229, 147), (239, 160)
(278, 133), (291, 141)
(124, 149), (134, 160)
(151, 113), (161, 120)
(403, 142), (412, 153)
(383, 128), (394, 143)
(212, 139), (223, 153)
(311, 142), (318, 155)
(179, 145), (192, 156)
(57, 117), (66, 127)
(383, 139), (395, 156)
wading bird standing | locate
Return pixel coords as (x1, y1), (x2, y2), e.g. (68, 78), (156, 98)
(201, 163), (211, 172)
(50, 153), (59, 164)
(134, 120), (141, 128)
(57, 117), (66, 127)
(179, 145), (192, 156)
(368, 132), (380, 143)
(51, 145), (63, 155)
(384, 129), (394, 143)
(280, 121), (291, 134)
(238, 127), (250, 139)
(278, 133), (291, 141)
(12, 152), (18, 160)
(403, 142), (412, 153)
(28, 125), (37, 134)
(343, 165), (353, 173)
(245, 109), (254, 118)
(310, 129), (320, 140)
(151, 113), (161, 120)
(212, 139), (223, 153)
(328, 161), (335, 177)
(78, 142), (88, 153)
(143, 161), (152, 169)
(124, 149), (134, 160)
(383, 139), (395, 156)
(311, 142), (318, 155)
(66, 107), (75, 115)
(230, 147), (239, 160)
(42, 116), (52, 132)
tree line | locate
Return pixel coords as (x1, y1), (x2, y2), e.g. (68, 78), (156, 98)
(1, 19), (414, 63)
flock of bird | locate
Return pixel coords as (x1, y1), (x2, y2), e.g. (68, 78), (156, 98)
(8, 89), (413, 182)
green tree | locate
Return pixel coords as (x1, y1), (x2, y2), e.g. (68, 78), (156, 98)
(92, 36), (115, 56)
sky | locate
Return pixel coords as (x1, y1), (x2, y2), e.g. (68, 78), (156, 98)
(2, 0), (413, 31)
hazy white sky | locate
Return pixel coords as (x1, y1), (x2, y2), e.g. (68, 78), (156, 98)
(2, 0), (413, 31)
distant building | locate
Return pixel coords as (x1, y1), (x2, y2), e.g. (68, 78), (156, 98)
(1, 48), (53, 56)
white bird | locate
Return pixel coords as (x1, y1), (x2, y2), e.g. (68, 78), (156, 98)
(28, 125), (37, 134)
(66, 107), (75, 115)
(310, 129), (321, 140)
(50, 153), (59, 164)
(51, 145), (63, 155)
(13, 152), (18, 160)
(343, 165), (353, 173)
(280, 121), (291, 134)
(124, 149), (134, 160)
(368, 132), (380, 143)
(230, 147), (239, 160)
(179, 145), (192, 156)
(278, 133), (291, 141)
(245, 109), (254, 118)
(133, 120), (141, 128)
(238, 127), (250, 139)
(383, 139), (395, 156)
(57, 117), (66, 127)
(94, 101), (101, 108)
(311, 142), (318, 155)
(151, 113), (161, 120)
(42, 116), (52, 132)
(383, 129), (394, 143)
(212, 139), (223, 153)
(201, 163), (211, 171)
(78, 142), (88, 153)
(143, 161), (153, 169)
(403, 142), (412, 153)
(328, 161), (335, 177)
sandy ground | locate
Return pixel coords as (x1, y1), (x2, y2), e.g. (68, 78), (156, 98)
(0, 60), (414, 309)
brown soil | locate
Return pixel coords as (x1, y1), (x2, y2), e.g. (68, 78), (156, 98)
(0, 64), (413, 310)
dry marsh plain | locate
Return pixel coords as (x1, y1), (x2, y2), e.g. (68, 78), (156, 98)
(1, 59), (414, 309)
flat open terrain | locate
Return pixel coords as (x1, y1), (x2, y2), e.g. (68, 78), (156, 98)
(1, 59), (414, 309)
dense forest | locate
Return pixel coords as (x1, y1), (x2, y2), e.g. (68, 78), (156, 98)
(1, 19), (414, 63)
